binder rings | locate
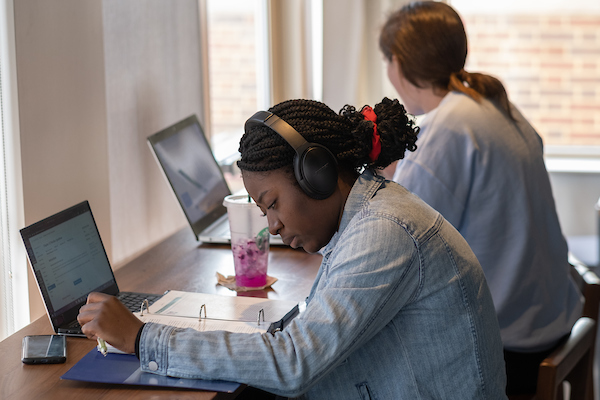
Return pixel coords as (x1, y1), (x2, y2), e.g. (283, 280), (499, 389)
(134, 290), (300, 335)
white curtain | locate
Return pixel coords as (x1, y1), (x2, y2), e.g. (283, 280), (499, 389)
(321, 0), (410, 112)
(268, 0), (319, 104)
(0, 0), (29, 341)
(267, 0), (409, 111)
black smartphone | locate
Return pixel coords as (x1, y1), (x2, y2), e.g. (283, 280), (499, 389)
(21, 334), (67, 364)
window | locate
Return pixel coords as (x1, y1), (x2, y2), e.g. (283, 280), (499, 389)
(205, 0), (270, 165)
(450, 0), (600, 152)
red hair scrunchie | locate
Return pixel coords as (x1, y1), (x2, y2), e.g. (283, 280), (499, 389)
(362, 106), (381, 163)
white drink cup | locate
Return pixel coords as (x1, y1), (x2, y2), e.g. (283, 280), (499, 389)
(223, 194), (270, 287)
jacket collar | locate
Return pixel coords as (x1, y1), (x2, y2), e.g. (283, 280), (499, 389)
(322, 169), (385, 254)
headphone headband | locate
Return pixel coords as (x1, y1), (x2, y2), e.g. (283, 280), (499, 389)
(245, 111), (308, 151)
(244, 111), (338, 200)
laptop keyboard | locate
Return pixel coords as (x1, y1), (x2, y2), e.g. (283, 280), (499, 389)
(60, 292), (161, 335)
(117, 292), (162, 313)
(64, 319), (82, 331)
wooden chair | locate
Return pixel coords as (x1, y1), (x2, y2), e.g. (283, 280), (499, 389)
(569, 254), (600, 324)
(568, 254), (600, 400)
(535, 316), (596, 400)
(509, 256), (600, 400)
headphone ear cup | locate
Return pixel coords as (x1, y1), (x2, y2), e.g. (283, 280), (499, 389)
(294, 144), (338, 200)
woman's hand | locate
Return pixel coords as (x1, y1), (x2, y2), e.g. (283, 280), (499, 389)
(77, 292), (143, 354)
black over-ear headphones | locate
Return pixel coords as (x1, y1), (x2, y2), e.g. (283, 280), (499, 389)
(245, 111), (338, 200)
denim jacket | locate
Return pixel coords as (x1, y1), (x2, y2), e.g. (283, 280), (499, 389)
(139, 170), (507, 399)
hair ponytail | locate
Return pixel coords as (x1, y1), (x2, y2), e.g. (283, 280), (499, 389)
(449, 69), (514, 119)
(340, 97), (418, 171)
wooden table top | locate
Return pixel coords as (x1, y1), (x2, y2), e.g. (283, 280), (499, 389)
(0, 228), (322, 400)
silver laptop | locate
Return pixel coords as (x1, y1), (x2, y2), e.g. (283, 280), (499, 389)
(147, 114), (283, 245)
(20, 201), (162, 337)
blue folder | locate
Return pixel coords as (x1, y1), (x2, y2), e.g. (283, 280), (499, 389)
(61, 348), (241, 393)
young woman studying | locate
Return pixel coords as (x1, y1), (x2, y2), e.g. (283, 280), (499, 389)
(78, 97), (507, 399)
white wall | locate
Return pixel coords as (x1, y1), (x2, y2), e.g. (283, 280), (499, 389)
(549, 171), (600, 237)
(103, 0), (206, 266)
(15, 0), (205, 321)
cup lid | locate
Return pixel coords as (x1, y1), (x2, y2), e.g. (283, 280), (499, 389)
(223, 194), (257, 208)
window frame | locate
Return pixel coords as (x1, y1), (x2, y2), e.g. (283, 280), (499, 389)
(0, 0), (30, 341)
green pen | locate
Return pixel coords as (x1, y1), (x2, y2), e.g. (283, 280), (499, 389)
(97, 337), (108, 356)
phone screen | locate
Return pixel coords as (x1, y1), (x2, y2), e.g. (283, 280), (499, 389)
(21, 335), (67, 364)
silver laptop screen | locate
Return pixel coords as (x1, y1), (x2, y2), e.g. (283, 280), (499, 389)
(148, 115), (231, 239)
(20, 201), (120, 329)
(27, 210), (113, 313)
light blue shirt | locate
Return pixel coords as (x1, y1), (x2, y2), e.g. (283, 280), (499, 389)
(139, 170), (507, 399)
(393, 91), (583, 351)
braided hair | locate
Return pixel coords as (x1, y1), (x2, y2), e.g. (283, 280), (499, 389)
(237, 98), (418, 176)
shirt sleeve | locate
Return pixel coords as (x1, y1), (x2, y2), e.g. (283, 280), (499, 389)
(138, 213), (421, 397)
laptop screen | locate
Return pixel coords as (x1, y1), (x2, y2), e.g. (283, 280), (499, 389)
(20, 201), (120, 328)
(147, 115), (231, 240)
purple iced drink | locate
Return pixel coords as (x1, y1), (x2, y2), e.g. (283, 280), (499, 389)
(232, 237), (268, 287)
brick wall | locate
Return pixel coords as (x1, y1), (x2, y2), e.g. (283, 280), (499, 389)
(463, 14), (600, 146)
(207, 11), (257, 140)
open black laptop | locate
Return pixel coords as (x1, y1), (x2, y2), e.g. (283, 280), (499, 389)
(147, 114), (284, 245)
(20, 200), (162, 337)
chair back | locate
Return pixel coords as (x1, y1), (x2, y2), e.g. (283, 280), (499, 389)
(569, 255), (600, 322)
(536, 316), (596, 400)
(509, 256), (600, 400)
(562, 254), (600, 400)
